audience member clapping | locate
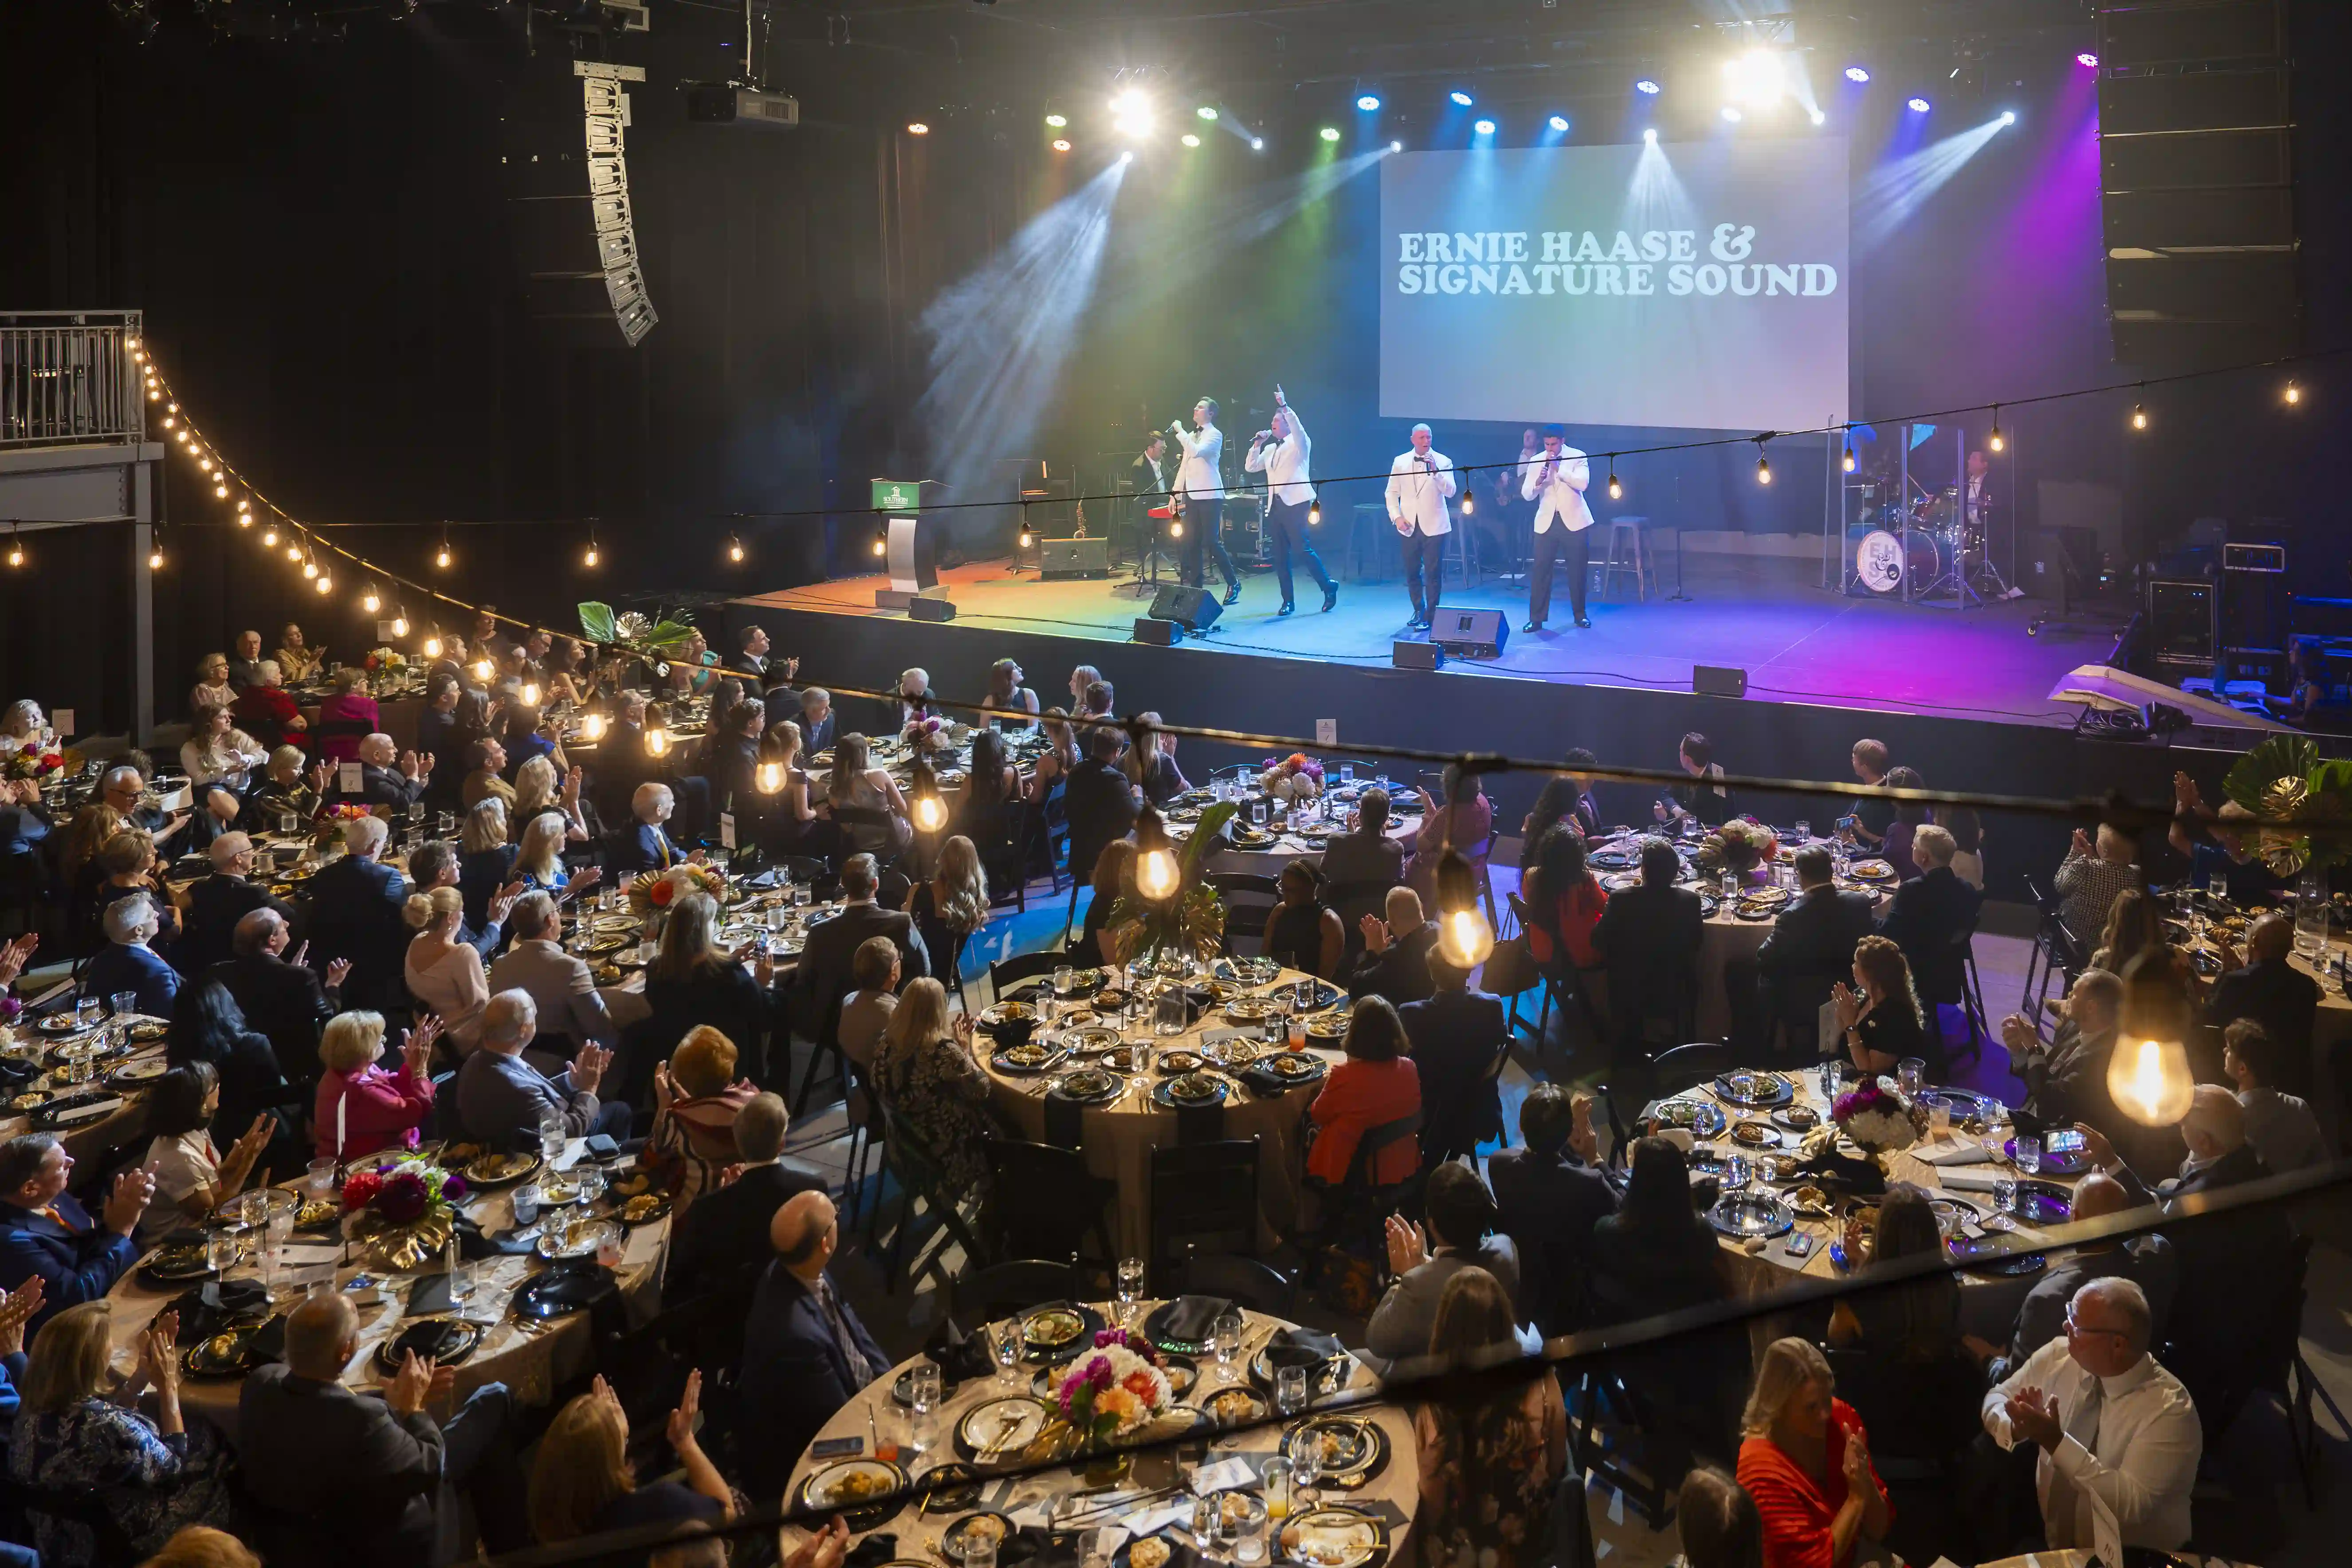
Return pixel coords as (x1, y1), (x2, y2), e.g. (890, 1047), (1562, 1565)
(134, 1064), (272, 1247)
(1830, 935), (1926, 1077)
(875, 978), (1002, 1208)
(2222, 1017), (2322, 1172)
(665, 1092), (823, 1301)
(1348, 885), (1440, 1007)
(1968, 1172), (2176, 1384)
(178, 707), (266, 794)
(1488, 1084), (1615, 1336)
(315, 1010), (441, 1163)
(403, 885), (488, 1049)
(1366, 1162), (1521, 1361)
(528, 1374), (734, 1545)
(1735, 1338), (1891, 1568)
(2054, 822), (2138, 955)
(456, 990), (627, 1148)
(2204, 909), (2320, 1097)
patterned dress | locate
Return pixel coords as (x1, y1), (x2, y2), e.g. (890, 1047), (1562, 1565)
(9, 1398), (236, 1567)
(879, 1036), (1000, 1207)
(1413, 1372), (1566, 1568)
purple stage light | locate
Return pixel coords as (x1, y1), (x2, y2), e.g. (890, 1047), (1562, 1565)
(2077, 52), (2099, 69)
(1844, 66), (1870, 83)
(1906, 96), (1931, 114)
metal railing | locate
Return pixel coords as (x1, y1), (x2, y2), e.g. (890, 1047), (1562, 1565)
(0, 310), (146, 450)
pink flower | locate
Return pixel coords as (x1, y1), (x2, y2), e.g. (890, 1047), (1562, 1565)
(376, 1169), (431, 1223)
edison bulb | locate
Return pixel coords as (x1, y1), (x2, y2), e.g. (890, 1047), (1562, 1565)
(1460, 491), (1474, 516)
(580, 712), (607, 741)
(314, 573), (333, 594)
(1841, 449), (1856, 474)
(1308, 502), (1322, 526)
(1439, 905), (1496, 968)
(436, 546), (452, 569)
(521, 682), (541, 707)
(213, 484), (228, 499)
(1756, 456), (1773, 485)
(756, 760), (784, 793)
(871, 535), (887, 558)
(422, 636), (444, 658)
(4, 545), (19, 569)
(302, 558), (318, 579)
(2108, 1035), (2194, 1126)
(1170, 519), (1185, 539)
(913, 794), (948, 833)
(645, 727), (670, 757)
(362, 589), (381, 613)
(471, 659), (493, 682)
(287, 545), (303, 562)
(1608, 475), (1623, 500)
(148, 546), (165, 570)
(1018, 529), (1034, 550)
(1136, 846), (1180, 901)
(728, 537), (745, 563)
(584, 543), (600, 568)
(391, 615), (408, 637)
(262, 528), (279, 546)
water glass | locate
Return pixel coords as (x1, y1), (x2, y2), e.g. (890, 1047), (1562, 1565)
(2013, 1134), (2042, 1175)
(75, 997), (98, 1032)
(1116, 1257), (1145, 1321)
(1720, 870), (1739, 900)
(1294, 1438), (1325, 1504)
(910, 1362), (943, 1417)
(306, 1157), (336, 1195)
(1794, 819), (1810, 842)
(239, 1190), (268, 1229)
(512, 1183), (542, 1227)
(1276, 1364), (1310, 1415)
(1929, 1101), (1954, 1140)
(539, 1110), (568, 1166)
(575, 1163), (607, 1209)
(992, 1319), (1022, 1383)
(1897, 1058), (1926, 1098)
(109, 990), (138, 1024)
(1212, 1312), (1244, 1383)
(1755, 1155), (1781, 1183)
(1261, 1457), (1294, 1521)
(766, 904), (789, 933)
(206, 1230), (237, 1277)
(1723, 1155), (1751, 1192)
(2211, 870), (2231, 907)
(1154, 991), (1188, 1037)
(1993, 1176), (2019, 1215)
(1191, 1496), (1219, 1554)
(965, 1542), (997, 1568)
(1340, 763), (1356, 785)
(1054, 965), (1075, 996)
(1228, 1493), (1269, 1565)
(2297, 884), (2330, 960)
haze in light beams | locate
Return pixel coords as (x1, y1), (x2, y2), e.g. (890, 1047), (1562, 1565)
(1855, 116), (2008, 253)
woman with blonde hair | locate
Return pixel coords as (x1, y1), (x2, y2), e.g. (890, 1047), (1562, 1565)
(1734, 1338), (1889, 1568)
(649, 1024), (758, 1210)
(274, 622), (324, 684)
(514, 754), (590, 843)
(1831, 935), (1927, 1078)
(178, 706), (267, 793)
(512, 809), (601, 901)
(759, 717), (836, 860)
(828, 732), (911, 857)
(528, 1373), (733, 1544)
(459, 795), (518, 933)
(906, 833), (989, 984)
(58, 802), (125, 891)
(401, 885), (487, 1049)
(1413, 1266), (1566, 1568)
(315, 1010), (443, 1160)
(1025, 707), (1082, 803)
(878, 977), (1003, 1207)
(11, 1302), (235, 1565)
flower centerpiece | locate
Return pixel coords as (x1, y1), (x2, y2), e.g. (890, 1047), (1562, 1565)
(1106, 804), (1233, 965)
(902, 714), (956, 754)
(1693, 818), (1782, 886)
(1056, 1328), (1180, 1462)
(627, 862), (726, 919)
(1, 737), (63, 784)
(1256, 753), (1324, 802)
(363, 647), (407, 674)
(1830, 1077), (1920, 1155)
(340, 1156), (471, 1270)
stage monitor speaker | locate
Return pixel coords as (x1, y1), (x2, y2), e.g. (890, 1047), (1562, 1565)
(1134, 617), (1180, 647)
(1393, 640), (1445, 671)
(908, 597), (957, 623)
(2147, 578), (2218, 668)
(2022, 527), (2102, 606)
(1430, 608), (1508, 660)
(1148, 583), (1222, 633)
(2221, 544), (2289, 656)
(1039, 538), (1110, 580)
(1692, 665), (1748, 699)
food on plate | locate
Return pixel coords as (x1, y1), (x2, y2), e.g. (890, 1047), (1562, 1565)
(294, 1199), (338, 1227)
(1003, 1044), (1051, 1067)
(830, 1470), (889, 1502)
(1130, 1538), (1172, 1568)
(593, 963), (623, 984)
(1024, 1306), (1083, 1346)
(1782, 1105), (1818, 1129)
(960, 1516), (1008, 1548)
(1207, 1388), (1261, 1422)
(620, 1194), (664, 1223)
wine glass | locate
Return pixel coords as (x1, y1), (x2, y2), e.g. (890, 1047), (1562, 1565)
(1212, 1312), (1244, 1384)
(1116, 1258), (1145, 1324)
(1293, 1431), (1325, 1506)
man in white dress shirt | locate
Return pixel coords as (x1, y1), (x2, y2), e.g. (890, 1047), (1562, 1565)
(1981, 1277), (2199, 1554)
(1244, 384), (1336, 617)
(1520, 423), (1596, 632)
(1170, 397), (1241, 605)
(1384, 423), (1457, 631)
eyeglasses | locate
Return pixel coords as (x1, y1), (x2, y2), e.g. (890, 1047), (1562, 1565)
(2064, 1308), (2128, 1343)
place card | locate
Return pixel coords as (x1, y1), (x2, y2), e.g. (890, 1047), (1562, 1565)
(1186, 1457), (1257, 1495)
(1123, 1502), (1194, 1539)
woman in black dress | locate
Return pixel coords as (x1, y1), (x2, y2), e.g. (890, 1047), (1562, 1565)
(1833, 934), (1928, 1077)
(1074, 840), (1136, 968)
(1263, 859), (1345, 980)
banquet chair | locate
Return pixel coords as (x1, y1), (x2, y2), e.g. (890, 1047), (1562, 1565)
(2017, 873), (2083, 1025)
(987, 949), (1067, 1004)
(1503, 891), (1605, 1047)
(1147, 1136), (1263, 1293)
(829, 806), (904, 872)
(878, 1104), (989, 1293)
(1174, 1248), (1296, 1316)
(953, 1255), (1083, 1324)
(1645, 1042), (1731, 1102)
(989, 1140), (1116, 1271)
(842, 1056), (886, 1233)
(2, 1476), (136, 1568)
(1206, 872), (1280, 954)
(1304, 1111), (1423, 1269)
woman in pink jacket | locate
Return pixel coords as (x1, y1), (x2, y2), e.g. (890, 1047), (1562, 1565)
(315, 1011), (442, 1161)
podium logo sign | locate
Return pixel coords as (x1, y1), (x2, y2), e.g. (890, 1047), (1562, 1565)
(872, 479), (920, 513)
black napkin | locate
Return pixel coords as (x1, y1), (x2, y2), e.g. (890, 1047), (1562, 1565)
(1001, 1527), (1079, 1568)
(982, 1017), (1038, 1050)
(163, 1280), (270, 1341)
(1261, 1326), (1344, 1370)
(456, 1209), (536, 1259)
(1157, 1294), (1235, 1345)
(844, 1536), (899, 1568)
(386, 1318), (473, 1364)
(1172, 1095), (1225, 1147)
(1043, 1090), (1085, 1151)
(923, 1316), (996, 1383)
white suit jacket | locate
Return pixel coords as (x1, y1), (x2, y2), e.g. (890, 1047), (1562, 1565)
(1244, 409), (1314, 507)
(1520, 448), (1594, 534)
(1386, 450), (1456, 536)
(1170, 424), (1225, 502)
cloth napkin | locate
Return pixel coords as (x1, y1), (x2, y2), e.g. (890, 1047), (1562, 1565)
(1912, 1139), (1996, 1167)
(1935, 1167), (2009, 1194)
(1042, 1089), (1086, 1151)
(1157, 1295), (1236, 1344)
(844, 1536), (900, 1568)
(1261, 1326), (1345, 1370)
(924, 1316), (997, 1383)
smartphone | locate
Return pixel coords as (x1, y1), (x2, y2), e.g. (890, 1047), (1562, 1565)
(583, 1133), (620, 1162)
(2046, 1129), (2086, 1157)
(1783, 1234), (1816, 1259)
(809, 1436), (864, 1460)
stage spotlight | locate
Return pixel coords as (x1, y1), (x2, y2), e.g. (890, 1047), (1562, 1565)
(1723, 49), (1785, 108)
(1449, 90), (1474, 106)
(2077, 52), (2100, 69)
(1357, 94), (1380, 112)
(1181, 133), (1201, 147)
(1319, 126), (1339, 142)
(1045, 113), (1067, 127)
(2000, 110), (2017, 126)
(907, 122), (930, 135)
(1642, 127), (1657, 144)
(1907, 97), (1931, 113)
(1721, 106), (1742, 123)
(1196, 106), (1218, 121)
(1472, 118), (1496, 135)
(1845, 66), (1871, 83)
(1635, 78), (1661, 96)
(1250, 136), (1265, 151)
(1052, 138), (1071, 152)
(1547, 114), (1569, 132)
(2285, 380), (2302, 405)
(1390, 139), (1403, 153)
(1808, 108), (1827, 126)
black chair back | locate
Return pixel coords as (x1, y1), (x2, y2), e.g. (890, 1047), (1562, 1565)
(989, 1140), (1113, 1264)
(952, 1255), (1083, 1323)
(1646, 1042), (1730, 1100)
(1174, 1249), (1296, 1316)
(1347, 1108), (1423, 1189)
(1147, 1136), (1261, 1288)
(988, 949), (1068, 998)
(1206, 872), (1281, 950)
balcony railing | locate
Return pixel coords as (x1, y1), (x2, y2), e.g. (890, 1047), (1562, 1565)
(0, 310), (146, 451)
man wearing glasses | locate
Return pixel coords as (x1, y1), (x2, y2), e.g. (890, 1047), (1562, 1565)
(99, 766), (190, 853)
(1982, 1277), (2199, 1552)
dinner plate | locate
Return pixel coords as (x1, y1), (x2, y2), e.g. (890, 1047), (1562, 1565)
(1205, 1040), (1262, 1072)
(1709, 1192), (1794, 1239)
(1953, 1242), (2048, 1276)
(1651, 1099), (1728, 1138)
(799, 1457), (909, 1513)
(1285, 1415), (1384, 1482)
(143, 1242), (225, 1283)
(1248, 1052), (1328, 1086)
(124, 1020), (169, 1044)
(1846, 859), (1897, 882)
(185, 1320), (281, 1379)
(373, 1316), (486, 1373)
(1224, 995), (1279, 1022)
(1153, 1074), (1229, 1110)
(1053, 967), (1109, 997)
(1713, 1071), (1794, 1109)
(535, 1217), (622, 1261)
(955, 1399), (1052, 1460)
(992, 1043), (1066, 1075)
(1156, 1049), (1204, 1074)
(1052, 1069), (1123, 1104)
(942, 1513), (1017, 1563)
(1771, 1105), (1823, 1134)
(917, 1463), (982, 1514)
(1280, 1507), (1386, 1568)
(1018, 1300), (1100, 1356)
(2008, 1179), (2074, 1226)
(32, 1093), (122, 1130)
(1249, 1348), (1355, 1401)
(465, 1151), (542, 1187)
(33, 1015), (88, 1037)
(1199, 1383), (1271, 1426)
(978, 1000), (1038, 1028)
(1728, 1121), (1783, 1149)
(614, 1191), (671, 1226)
(1917, 1085), (2002, 1121)
(1214, 956), (1282, 986)
(1305, 1011), (1351, 1041)
(1786, 1185), (1835, 1219)
(1598, 872), (1642, 893)
(106, 1057), (171, 1088)
(1116, 1534), (1184, 1568)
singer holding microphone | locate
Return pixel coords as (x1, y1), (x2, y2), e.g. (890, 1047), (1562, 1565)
(1521, 423), (1595, 631)
(1170, 397), (1242, 606)
(1384, 422), (1457, 631)
(1244, 385), (1337, 617)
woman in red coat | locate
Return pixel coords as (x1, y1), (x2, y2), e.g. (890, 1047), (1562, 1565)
(1735, 1338), (1891, 1568)
(1305, 996), (1420, 1186)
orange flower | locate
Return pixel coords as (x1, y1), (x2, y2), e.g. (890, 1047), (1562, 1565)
(1121, 1370), (1159, 1404)
(649, 879), (675, 907)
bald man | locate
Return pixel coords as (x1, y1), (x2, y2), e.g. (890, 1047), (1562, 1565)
(239, 1293), (529, 1558)
(207, 906), (343, 1091)
(1975, 1173), (2178, 1381)
(736, 1191), (888, 1501)
(2205, 909), (2321, 1099)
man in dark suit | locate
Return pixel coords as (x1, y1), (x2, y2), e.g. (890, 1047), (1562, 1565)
(211, 908), (346, 1093)
(1398, 955), (1508, 1163)
(798, 688), (837, 757)
(303, 815), (410, 1012)
(787, 854), (928, 1045)
(762, 674), (802, 735)
(413, 674), (467, 816)
(737, 1190), (888, 1502)
(1063, 725), (1140, 883)
(332, 734), (431, 811)
(238, 1293), (528, 1564)
(177, 832), (294, 978)
(1488, 1084), (1618, 1336)
(666, 1093), (827, 1300)
(1877, 824), (1983, 1029)
(1348, 886), (1441, 1008)
(0, 1134), (153, 1335)
(1754, 844), (1877, 1058)
(610, 781), (693, 876)
(1980, 1173), (2177, 1383)
(1318, 786), (1408, 890)
(2206, 911), (2321, 1098)
(1591, 834), (1705, 1053)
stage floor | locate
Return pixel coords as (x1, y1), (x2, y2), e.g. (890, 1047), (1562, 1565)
(742, 552), (2118, 728)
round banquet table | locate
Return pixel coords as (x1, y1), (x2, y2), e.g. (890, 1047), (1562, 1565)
(0, 1012), (175, 1162)
(781, 1303), (1418, 1565)
(102, 1138), (671, 1447)
(978, 968), (1349, 1259)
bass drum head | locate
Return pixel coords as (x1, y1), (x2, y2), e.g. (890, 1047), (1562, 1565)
(1854, 529), (1942, 593)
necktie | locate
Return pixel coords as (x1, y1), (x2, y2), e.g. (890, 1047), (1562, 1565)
(40, 1204), (72, 1232)
(817, 1277), (875, 1387)
(2065, 1373), (2104, 1453)
(2053, 1374), (2106, 1548)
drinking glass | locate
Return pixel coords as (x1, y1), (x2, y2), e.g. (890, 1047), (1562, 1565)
(1054, 965), (1075, 997)
(1229, 1493), (1269, 1565)
(1720, 870), (1739, 901)
(1116, 1258), (1145, 1323)
(2297, 882), (2330, 960)
(206, 1230), (237, 1277)
(1993, 1177), (2019, 1215)
(108, 990), (138, 1025)
(1293, 1437), (1325, 1505)
(766, 904), (789, 933)
(2013, 1134), (2042, 1176)
(1191, 1496), (1219, 1554)
(306, 1157), (337, 1195)
(1261, 1458), (1294, 1521)
(1339, 764), (1356, 786)
(539, 1110), (568, 1167)
(511, 1183), (542, 1228)
(1276, 1364), (1309, 1415)
(1723, 1155), (1751, 1192)
(911, 1362), (943, 1419)
(1928, 1101), (1954, 1140)
(992, 1319), (1022, 1385)
(1794, 819), (1810, 843)
(2211, 870), (2231, 907)
(1212, 1312), (1244, 1384)
(1155, 991), (1188, 1037)
(965, 1542), (997, 1568)
(75, 997), (98, 1032)
(1897, 1058), (1926, 1098)
(239, 1190), (268, 1229)
(575, 1163), (607, 1210)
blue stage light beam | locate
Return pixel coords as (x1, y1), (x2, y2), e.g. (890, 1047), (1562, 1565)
(915, 157), (1129, 487)
(1855, 113), (2010, 252)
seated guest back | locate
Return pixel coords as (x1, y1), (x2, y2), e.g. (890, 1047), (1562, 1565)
(1074, 841), (1139, 970)
(315, 1011), (440, 1163)
(737, 1191), (888, 1502)
(83, 892), (180, 1018)
(1305, 997), (1421, 1187)
(1319, 785), (1406, 891)
(875, 979), (1002, 1210)
(1660, 731), (1735, 829)
(1409, 1268), (1565, 1568)
(403, 886), (489, 1051)
(239, 1293), (530, 1565)
(487, 892), (620, 1049)
(1365, 1162), (1521, 1360)
(1981, 1278), (2198, 1553)
(1404, 764), (1493, 909)
(906, 834), (989, 985)
(2053, 823), (2139, 957)
(790, 853), (928, 1049)
(9, 1302), (235, 1566)
(1522, 822), (1607, 979)
(2206, 910), (2321, 1098)
(666, 1093), (824, 1301)
(455, 991), (628, 1149)
(0, 1136), (152, 1335)
(2223, 1017), (2323, 1173)
(1997, 970), (2172, 1171)
(210, 909), (342, 1093)
(1822, 1185), (1984, 1478)
(232, 665), (306, 753)
(1591, 833), (1705, 1051)
(1348, 885), (1441, 1007)
(643, 890), (774, 1090)
(177, 831), (291, 977)
(1488, 1085), (1617, 1336)
(1756, 846), (1877, 1059)
(1735, 1338), (1891, 1568)
(826, 734), (913, 860)
(648, 1025), (758, 1213)
(1126, 711), (1191, 806)
(836, 936), (901, 1122)
(527, 1374), (734, 1545)
(165, 977), (293, 1145)
(135, 1065), (271, 1249)
(1063, 726), (1140, 884)
(305, 815), (410, 1012)
(2088, 886), (2163, 976)
(1832, 935), (1927, 1078)
(1589, 1135), (1727, 1327)
(1261, 858), (1345, 981)
(457, 797), (518, 933)
(1985, 1173), (2176, 1383)
(1398, 955), (1508, 1161)
(1877, 767), (1928, 881)
(1677, 1467), (1767, 1568)
(1876, 823), (1981, 1010)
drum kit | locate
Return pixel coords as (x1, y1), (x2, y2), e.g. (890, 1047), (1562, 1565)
(1845, 479), (2010, 605)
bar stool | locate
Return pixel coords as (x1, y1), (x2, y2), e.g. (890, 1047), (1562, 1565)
(1599, 516), (1652, 601)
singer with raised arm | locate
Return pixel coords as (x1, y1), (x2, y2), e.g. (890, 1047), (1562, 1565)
(1170, 397), (1241, 606)
(1244, 385), (1337, 617)
(1384, 423), (1457, 632)
(1521, 423), (1595, 632)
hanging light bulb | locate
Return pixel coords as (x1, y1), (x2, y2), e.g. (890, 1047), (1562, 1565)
(1841, 440), (1856, 474)
(584, 535), (600, 569)
(1460, 488), (1474, 517)
(1755, 443), (1773, 485)
(213, 483), (228, 499)
(468, 658), (491, 682)
(4, 530), (21, 570)
(391, 607), (409, 637)
(1987, 407), (2005, 453)
(1607, 459), (1623, 500)
(314, 570), (333, 594)
(362, 585), (381, 614)
(302, 552), (319, 578)
(645, 725), (671, 758)
(1434, 846), (1495, 968)
(521, 682), (541, 707)
(2109, 949), (2195, 1126)
(1169, 516), (1185, 539)
(1017, 507), (1034, 550)
(147, 534), (166, 571)
(2285, 379), (2302, 406)
(1134, 806), (1181, 902)
(2131, 400), (2148, 432)
(287, 543), (303, 563)
(262, 527), (279, 547)
(909, 755), (949, 833)
(727, 533), (746, 563)
(871, 529), (888, 558)
(580, 712), (607, 742)
(422, 633), (444, 659)
(1308, 499), (1322, 526)
(436, 528), (452, 570)
(756, 759), (785, 794)
(161, 417), (174, 430)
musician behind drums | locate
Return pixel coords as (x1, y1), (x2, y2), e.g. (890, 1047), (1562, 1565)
(1170, 398), (1242, 606)
(1384, 422), (1457, 632)
(1964, 448), (1992, 533)
(1243, 384), (1337, 617)
(1520, 423), (1595, 633)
